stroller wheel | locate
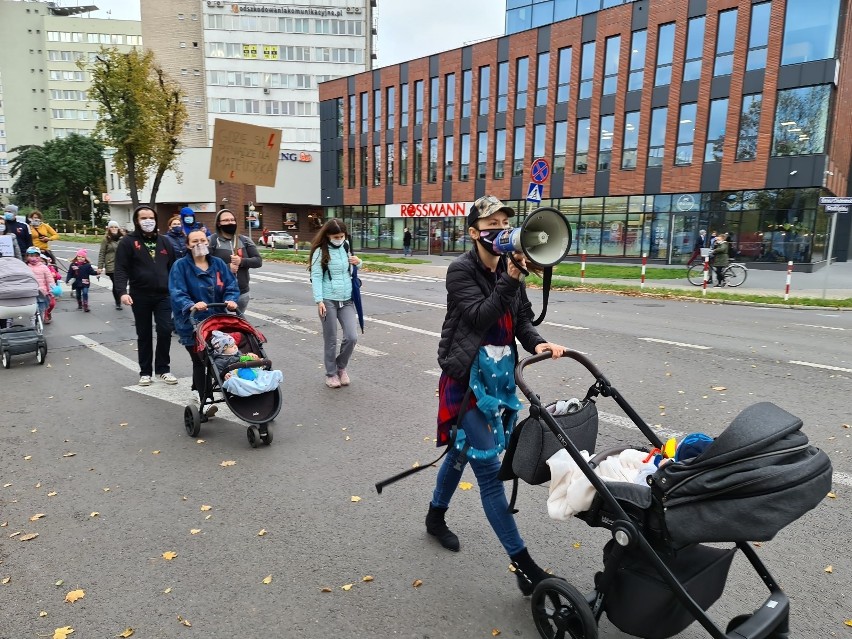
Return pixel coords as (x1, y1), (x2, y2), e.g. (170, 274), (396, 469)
(531, 578), (598, 639)
(184, 404), (201, 437)
(36, 344), (47, 365)
(1, 349), (10, 369)
(247, 425), (261, 448)
(260, 424), (272, 446)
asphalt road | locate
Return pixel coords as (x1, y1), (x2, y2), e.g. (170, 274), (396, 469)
(1, 242), (849, 638)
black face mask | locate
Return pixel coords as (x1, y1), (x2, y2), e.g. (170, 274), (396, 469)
(476, 229), (503, 256)
(219, 223), (238, 236)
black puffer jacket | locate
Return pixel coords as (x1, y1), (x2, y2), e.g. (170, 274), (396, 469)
(437, 248), (545, 380)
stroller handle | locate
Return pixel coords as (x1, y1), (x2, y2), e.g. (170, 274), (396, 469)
(515, 349), (609, 401)
(189, 302), (242, 326)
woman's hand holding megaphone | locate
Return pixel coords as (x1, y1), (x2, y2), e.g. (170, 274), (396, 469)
(507, 251), (527, 280)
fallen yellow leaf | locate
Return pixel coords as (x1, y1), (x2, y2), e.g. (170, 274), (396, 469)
(262, 575), (273, 584)
(362, 575), (374, 582)
(320, 587), (332, 593)
(53, 627), (74, 639)
(257, 529), (267, 536)
(190, 529), (201, 535)
(162, 551), (178, 561)
(345, 436), (351, 441)
(35, 482), (41, 488)
(39, 611), (48, 617)
(19, 533), (39, 541)
(119, 422), (128, 427)
(62, 452), (76, 458)
(90, 512), (99, 518)
(196, 439), (205, 444)
(711, 386), (727, 391)
(200, 505), (212, 511)
(825, 565), (833, 573)
(163, 587), (172, 594)
(458, 482), (474, 491)
(55, 580), (63, 586)
(492, 630), (502, 637)
(152, 451), (160, 455)
(572, 542), (581, 549)
(24, 455), (32, 460)
(351, 496), (362, 502)
(64, 589), (85, 603)
(47, 491), (57, 497)
(103, 487), (110, 492)
(827, 492), (836, 499)
(118, 628), (135, 638)
(412, 579), (423, 588)
(1, 577), (10, 584)
(845, 620), (852, 627)
(9, 532), (21, 538)
(3, 483), (11, 488)
(220, 460), (236, 467)
(30, 513), (46, 521)
(205, 515), (212, 520)
(341, 583), (354, 591)
(177, 615), (191, 627)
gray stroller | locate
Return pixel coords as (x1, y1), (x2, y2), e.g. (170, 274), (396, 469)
(0, 256), (48, 367)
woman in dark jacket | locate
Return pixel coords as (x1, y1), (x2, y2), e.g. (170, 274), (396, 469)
(427, 195), (565, 596)
(208, 208), (262, 313)
(98, 221), (126, 309)
(165, 215), (187, 259)
(712, 232), (730, 286)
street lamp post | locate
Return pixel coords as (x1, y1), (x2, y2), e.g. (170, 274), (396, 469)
(247, 202), (256, 242)
(83, 188), (99, 228)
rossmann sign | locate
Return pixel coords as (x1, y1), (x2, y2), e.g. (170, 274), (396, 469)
(386, 202), (474, 218)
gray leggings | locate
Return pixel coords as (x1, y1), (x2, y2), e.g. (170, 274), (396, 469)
(321, 299), (358, 376)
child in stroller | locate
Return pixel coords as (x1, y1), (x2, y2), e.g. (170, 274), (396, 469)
(209, 329), (283, 394)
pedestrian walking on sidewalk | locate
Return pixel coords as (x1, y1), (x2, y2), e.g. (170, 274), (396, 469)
(712, 232), (730, 287)
(403, 227), (412, 257)
(98, 221), (125, 310)
(209, 208), (262, 313)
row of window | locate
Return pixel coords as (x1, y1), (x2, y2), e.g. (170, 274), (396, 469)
(208, 99), (318, 116)
(206, 42), (364, 64)
(47, 50), (100, 63)
(506, 0), (637, 34)
(206, 70), (338, 88)
(205, 14), (364, 36)
(49, 89), (88, 101)
(336, 84), (831, 188)
(48, 70), (86, 82)
(46, 32), (142, 46)
(51, 109), (98, 121)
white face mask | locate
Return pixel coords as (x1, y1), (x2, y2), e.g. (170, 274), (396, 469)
(32, 220), (42, 227)
(329, 238), (345, 247)
(191, 243), (209, 257)
(0, 224), (5, 232)
(139, 219), (157, 233)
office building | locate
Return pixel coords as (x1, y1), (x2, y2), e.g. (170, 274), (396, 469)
(319, 0), (851, 266)
(506, 0), (638, 35)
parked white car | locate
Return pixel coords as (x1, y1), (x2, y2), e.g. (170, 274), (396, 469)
(262, 231), (295, 249)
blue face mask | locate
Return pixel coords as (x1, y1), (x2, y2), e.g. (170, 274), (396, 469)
(3, 213), (14, 221)
(183, 217), (194, 225)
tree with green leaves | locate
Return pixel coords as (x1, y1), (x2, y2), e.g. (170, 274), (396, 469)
(82, 48), (187, 208)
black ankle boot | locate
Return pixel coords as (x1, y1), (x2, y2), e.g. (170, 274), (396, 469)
(510, 547), (551, 596)
(425, 504), (460, 552)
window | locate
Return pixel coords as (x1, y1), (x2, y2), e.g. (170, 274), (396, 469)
(683, 17), (705, 82)
(553, 121), (568, 172)
(477, 131), (488, 179)
(579, 42), (595, 100)
(373, 144), (382, 186)
(554, 0), (577, 21)
(400, 83), (409, 127)
(445, 73), (456, 120)
(459, 133), (470, 181)
(556, 47), (572, 102)
(622, 111), (640, 169)
(443, 136), (454, 181)
(515, 57), (529, 110)
(413, 139), (422, 184)
(535, 53), (549, 107)
(628, 31), (646, 91)
(772, 85), (831, 155)
(497, 62), (509, 113)
(336, 97), (344, 136)
(461, 70), (472, 118)
(428, 137), (438, 182)
(714, 9), (738, 76)
(602, 36), (620, 96)
(655, 23), (676, 86)
(347, 150), (356, 188)
(675, 103), (697, 165)
(336, 150), (344, 188)
(414, 80), (423, 125)
(736, 93), (763, 161)
(781, 0), (840, 65)
(598, 115), (614, 170)
(747, 3), (771, 71)
(494, 129), (506, 179)
(478, 66), (490, 115)
(373, 89), (382, 131)
(648, 107), (668, 166)
(386, 86), (395, 130)
(513, 126), (526, 176)
(348, 94), (356, 132)
(360, 146), (368, 187)
(705, 98), (729, 162)
(387, 143), (394, 183)
(360, 92), (368, 133)
(429, 76), (439, 122)
(575, 118), (590, 173)
(399, 141), (408, 185)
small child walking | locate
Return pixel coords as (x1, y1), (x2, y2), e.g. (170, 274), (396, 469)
(66, 249), (99, 312)
(25, 247), (56, 324)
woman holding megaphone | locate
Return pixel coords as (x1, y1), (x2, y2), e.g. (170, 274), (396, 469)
(426, 194), (566, 596)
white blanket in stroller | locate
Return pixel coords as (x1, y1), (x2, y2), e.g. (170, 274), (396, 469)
(222, 369), (283, 397)
(546, 448), (657, 521)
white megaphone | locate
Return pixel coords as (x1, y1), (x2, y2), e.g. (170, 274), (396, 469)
(489, 206), (573, 268)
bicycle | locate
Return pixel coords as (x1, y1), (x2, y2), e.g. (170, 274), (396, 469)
(687, 262), (748, 287)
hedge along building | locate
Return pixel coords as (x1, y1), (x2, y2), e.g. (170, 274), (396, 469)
(318, 0), (852, 268)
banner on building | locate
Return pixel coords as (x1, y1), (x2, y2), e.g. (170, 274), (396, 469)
(386, 202), (474, 218)
(209, 118), (282, 188)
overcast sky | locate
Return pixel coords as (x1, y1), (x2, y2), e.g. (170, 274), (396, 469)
(66, 0), (505, 67)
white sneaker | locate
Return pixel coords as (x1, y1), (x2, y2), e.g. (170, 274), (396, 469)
(159, 372), (178, 385)
(138, 375), (152, 386)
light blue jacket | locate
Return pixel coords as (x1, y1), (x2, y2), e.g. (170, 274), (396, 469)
(310, 243), (362, 303)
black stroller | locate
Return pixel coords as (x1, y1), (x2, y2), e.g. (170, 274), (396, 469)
(184, 304), (282, 447)
(0, 257), (48, 368)
(503, 350), (832, 639)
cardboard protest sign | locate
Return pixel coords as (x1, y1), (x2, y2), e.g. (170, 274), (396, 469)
(209, 118), (282, 187)
(0, 235), (15, 257)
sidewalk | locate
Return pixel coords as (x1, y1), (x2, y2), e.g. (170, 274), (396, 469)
(364, 251), (852, 301)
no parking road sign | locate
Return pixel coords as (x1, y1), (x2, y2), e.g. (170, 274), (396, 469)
(530, 158), (550, 185)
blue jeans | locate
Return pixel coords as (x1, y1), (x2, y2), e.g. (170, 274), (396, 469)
(432, 407), (525, 557)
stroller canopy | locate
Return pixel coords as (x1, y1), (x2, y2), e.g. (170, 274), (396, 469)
(194, 314), (267, 352)
(0, 257), (39, 306)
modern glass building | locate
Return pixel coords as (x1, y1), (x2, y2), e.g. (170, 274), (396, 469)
(506, 0), (639, 35)
(319, 0), (852, 267)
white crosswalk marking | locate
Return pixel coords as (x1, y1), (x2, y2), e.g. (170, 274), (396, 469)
(252, 270), (444, 284)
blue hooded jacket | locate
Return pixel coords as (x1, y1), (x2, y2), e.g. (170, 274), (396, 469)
(180, 207), (210, 237)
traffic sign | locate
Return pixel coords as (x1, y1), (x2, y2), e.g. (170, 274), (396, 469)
(526, 182), (543, 203)
(530, 158), (550, 185)
(819, 197), (852, 205)
(824, 205), (849, 213)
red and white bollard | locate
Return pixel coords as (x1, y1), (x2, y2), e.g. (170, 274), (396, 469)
(784, 260), (793, 301)
(580, 250), (587, 284)
(640, 253), (647, 289)
(702, 256), (710, 296)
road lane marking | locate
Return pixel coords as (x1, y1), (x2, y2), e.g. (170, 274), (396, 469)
(638, 338), (712, 350)
(544, 321), (589, 331)
(71, 334), (140, 370)
(243, 310), (387, 356)
(424, 370), (442, 376)
(366, 317), (441, 337)
(788, 360), (852, 374)
(361, 291), (445, 309)
(792, 324), (845, 331)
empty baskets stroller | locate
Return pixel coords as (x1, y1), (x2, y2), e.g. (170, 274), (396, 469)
(503, 350), (832, 639)
(184, 304), (282, 447)
(0, 257), (48, 368)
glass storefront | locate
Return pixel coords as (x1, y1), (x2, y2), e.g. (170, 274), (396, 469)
(330, 188), (830, 264)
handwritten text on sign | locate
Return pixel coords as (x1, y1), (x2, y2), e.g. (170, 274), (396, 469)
(209, 118), (282, 187)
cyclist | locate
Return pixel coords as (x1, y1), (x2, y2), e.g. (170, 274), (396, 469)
(712, 232), (730, 287)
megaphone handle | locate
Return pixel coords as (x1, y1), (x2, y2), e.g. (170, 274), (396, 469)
(508, 253), (529, 277)
(531, 266), (552, 326)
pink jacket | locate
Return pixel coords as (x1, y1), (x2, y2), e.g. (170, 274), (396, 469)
(28, 261), (54, 296)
